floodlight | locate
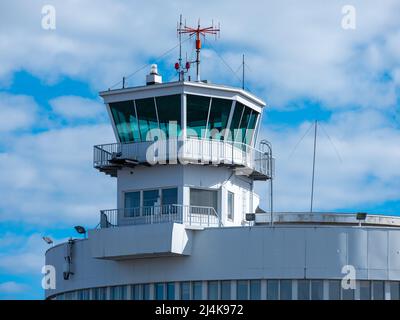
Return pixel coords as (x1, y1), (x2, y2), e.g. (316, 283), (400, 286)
(42, 236), (53, 245)
(356, 212), (367, 221)
(245, 213), (256, 221)
(74, 226), (87, 238)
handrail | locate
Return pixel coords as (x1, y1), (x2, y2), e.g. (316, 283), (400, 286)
(93, 138), (274, 179)
(99, 204), (222, 229)
(253, 212), (400, 227)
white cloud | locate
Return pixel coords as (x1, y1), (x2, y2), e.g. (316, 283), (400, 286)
(1, 0), (400, 108)
(0, 232), (72, 299)
(0, 123), (116, 226)
(0, 234), (46, 275)
(0, 281), (29, 293)
(50, 96), (105, 120)
(256, 109), (400, 212)
(0, 92), (38, 132)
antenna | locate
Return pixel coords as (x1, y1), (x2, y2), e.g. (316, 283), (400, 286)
(177, 17), (220, 82)
(178, 14), (183, 81)
(242, 54), (245, 90)
(310, 120), (318, 213)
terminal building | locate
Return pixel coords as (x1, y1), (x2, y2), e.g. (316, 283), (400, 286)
(45, 45), (400, 301)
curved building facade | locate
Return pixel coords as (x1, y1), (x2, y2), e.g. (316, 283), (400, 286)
(46, 214), (400, 300)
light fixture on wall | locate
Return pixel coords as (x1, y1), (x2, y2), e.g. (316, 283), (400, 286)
(74, 226), (87, 238)
(42, 236), (53, 246)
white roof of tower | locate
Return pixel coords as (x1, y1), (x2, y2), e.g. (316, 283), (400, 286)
(100, 81), (266, 113)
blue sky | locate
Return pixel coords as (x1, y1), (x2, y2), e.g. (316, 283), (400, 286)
(1, 0), (400, 299)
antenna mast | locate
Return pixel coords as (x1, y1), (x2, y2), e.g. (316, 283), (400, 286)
(242, 54), (245, 90)
(177, 18), (220, 82)
(178, 15), (183, 81)
(310, 120), (318, 213)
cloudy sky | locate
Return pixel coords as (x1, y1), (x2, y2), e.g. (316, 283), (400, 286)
(0, 0), (399, 299)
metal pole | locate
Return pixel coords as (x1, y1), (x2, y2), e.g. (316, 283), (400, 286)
(267, 143), (273, 226)
(196, 33), (200, 82)
(242, 54), (245, 90)
(196, 20), (200, 82)
(260, 140), (273, 225)
(310, 120), (318, 213)
(269, 145), (273, 225)
(179, 14), (182, 81)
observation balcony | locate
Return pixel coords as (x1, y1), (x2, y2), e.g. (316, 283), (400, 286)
(93, 138), (274, 180)
(99, 204), (222, 229)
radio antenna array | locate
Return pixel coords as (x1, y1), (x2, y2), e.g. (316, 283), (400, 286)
(177, 17), (220, 82)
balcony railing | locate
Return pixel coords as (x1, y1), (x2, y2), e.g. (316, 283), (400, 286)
(93, 138), (274, 180)
(99, 204), (222, 228)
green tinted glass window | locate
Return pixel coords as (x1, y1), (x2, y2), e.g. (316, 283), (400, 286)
(155, 283), (164, 300)
(131, 285), (141, 300)
(180, 282), (190, 300)
(237, 280), (249, 300)
(206, 98), (232, 140)
(245, 111), (258, 144)
(237, 106), (252, 143)
(267, 280), (279, 300)
(208, 281), (218, 300)
(280, 280), (292, 300)
(228, 102), (244, 142)
(167, 283), (175, 300)
(187, 95), (210, 138)
(221, 281), (231, 300)
(297, 280), (310, 300)
(250, 280), (261, 300)
(109, 100), (139, 143)
(142, 284), (150, 300)
(135, 98), (159, 141)
(192, 281), (203, 300)
(156, 95), (181, 138)
(360, 281), (371, 300)
(228, 102), (258, 144)
(328, 280), (341, 300)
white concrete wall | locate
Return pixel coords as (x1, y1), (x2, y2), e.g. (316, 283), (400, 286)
(45, 225), (400, 298)
(89, 223), (192, 259)
(117, 164), (260, 226)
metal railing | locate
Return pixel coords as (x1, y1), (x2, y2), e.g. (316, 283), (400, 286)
(253, 212), (400, 227)
(99, 204), (221, 228)
(93, 138), (274, 179)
